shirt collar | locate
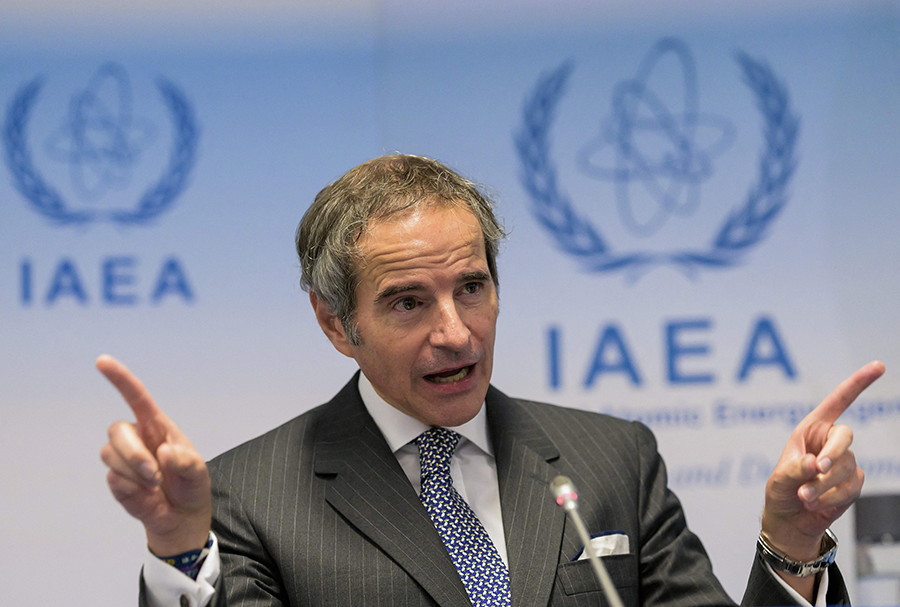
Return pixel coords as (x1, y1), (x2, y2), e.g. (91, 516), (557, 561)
(357, 371), (493, 457)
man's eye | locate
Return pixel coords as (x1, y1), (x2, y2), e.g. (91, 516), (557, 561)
(463, 282), (482, 295)
(395, 297), (417, 311)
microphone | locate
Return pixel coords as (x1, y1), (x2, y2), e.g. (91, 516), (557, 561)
(550, 476), (625, 607)
(549, 476), (579, 511)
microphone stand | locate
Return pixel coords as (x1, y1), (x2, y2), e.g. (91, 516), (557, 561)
(550, 476), (625, 607)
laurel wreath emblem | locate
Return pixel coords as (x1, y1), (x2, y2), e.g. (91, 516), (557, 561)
(3, 76), (198, 226)
(515, 52), (799, 278)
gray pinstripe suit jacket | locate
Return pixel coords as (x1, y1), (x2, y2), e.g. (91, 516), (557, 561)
(193, 374), (848, 607)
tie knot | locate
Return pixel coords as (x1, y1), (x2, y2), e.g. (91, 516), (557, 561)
(416, 427), (460, 478)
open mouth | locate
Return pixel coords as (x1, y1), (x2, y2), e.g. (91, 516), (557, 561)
(425, 365), (474, 384)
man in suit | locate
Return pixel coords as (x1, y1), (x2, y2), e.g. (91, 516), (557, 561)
(99, 154), (883, 607)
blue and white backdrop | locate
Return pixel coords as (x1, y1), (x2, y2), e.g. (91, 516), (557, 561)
(1, 1), (899, 604)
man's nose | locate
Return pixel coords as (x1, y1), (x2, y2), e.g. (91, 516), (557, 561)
(429, 300), (471, 350)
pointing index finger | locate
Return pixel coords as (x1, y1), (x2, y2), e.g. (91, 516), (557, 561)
(809, 361), (885, 426)
(96, 355), (165, 425)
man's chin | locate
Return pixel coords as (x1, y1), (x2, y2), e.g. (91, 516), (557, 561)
(415, 385), (488, 427)
(424, 403), (484, 428)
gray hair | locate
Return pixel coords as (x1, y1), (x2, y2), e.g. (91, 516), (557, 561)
(296, 154), (505, 345)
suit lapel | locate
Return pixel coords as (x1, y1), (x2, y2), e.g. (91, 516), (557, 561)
(487, 387), (565, 607)
(313, 376), (471, 607)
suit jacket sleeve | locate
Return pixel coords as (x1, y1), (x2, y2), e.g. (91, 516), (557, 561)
(206, 462), (284, 606)
(630, 420), (851, 607)
(741, 555), (849, 607)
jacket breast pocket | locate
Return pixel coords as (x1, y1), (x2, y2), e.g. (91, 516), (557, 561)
(556, 553), (637, 596)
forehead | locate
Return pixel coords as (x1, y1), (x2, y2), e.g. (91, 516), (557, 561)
(354, 206), (487, 291)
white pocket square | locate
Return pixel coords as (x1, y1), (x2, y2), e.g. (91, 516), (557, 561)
(577, 532), (630, 560)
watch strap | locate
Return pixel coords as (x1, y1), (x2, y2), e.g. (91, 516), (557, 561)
(757, 528), (838, 577)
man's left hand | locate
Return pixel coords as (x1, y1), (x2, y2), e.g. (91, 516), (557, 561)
(761, 360), (885, 596)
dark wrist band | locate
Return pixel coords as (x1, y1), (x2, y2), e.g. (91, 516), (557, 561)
(158, 536), (214, 580)
(757, 528), (838, 577)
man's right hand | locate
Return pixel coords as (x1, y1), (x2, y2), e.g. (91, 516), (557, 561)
(98, 354), (212, 557)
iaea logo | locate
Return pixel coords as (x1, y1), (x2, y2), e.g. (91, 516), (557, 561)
(3, 63), (198, 226)
(516, 38), (799, 279)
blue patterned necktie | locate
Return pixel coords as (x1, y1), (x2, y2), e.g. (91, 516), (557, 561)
(416, 427), (512, 607)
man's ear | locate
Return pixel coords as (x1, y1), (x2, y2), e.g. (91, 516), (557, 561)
(310, 291), (355, 358)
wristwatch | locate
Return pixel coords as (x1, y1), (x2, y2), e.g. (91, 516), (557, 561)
(757, 529), (838, 577)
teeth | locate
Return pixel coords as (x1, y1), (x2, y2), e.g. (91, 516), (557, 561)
(430, 366), (470, 384)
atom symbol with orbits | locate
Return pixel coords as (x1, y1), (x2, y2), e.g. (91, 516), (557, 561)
(578, 38), (735, 237)
(44, 63), (156, 201)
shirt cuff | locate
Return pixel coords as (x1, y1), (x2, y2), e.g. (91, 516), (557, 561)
(143, 532), (221, 607)
(764, 561), (830, 607)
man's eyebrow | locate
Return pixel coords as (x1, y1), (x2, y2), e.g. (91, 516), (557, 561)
(461, 271), (491, 283)
(374, 283), (423, 305)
